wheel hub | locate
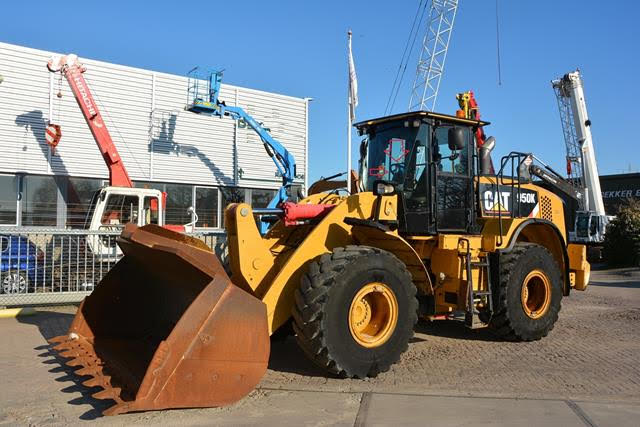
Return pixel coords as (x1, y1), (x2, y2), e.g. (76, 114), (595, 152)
(521, 269), (551, 319)
(2, 273), (26, 294)
(348, 282), (398, 348)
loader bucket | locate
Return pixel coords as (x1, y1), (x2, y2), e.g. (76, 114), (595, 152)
(48, 224), (270, 416)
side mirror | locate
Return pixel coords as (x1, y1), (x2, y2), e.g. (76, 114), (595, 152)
(359, 138), (368, 158)
(373, 180), (396, 196)
(448, 127), (465, 151)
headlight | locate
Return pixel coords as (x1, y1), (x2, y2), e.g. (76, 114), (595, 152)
(374, 182), (396, 196)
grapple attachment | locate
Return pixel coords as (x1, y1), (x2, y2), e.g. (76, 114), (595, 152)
(48, 224), (270, 415)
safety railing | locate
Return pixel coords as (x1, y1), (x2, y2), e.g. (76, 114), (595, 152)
(492, 152), (530, 246)
(0, 228), (225, 307)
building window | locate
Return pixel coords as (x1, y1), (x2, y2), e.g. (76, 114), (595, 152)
(66, 177), (103, 228)
(220, 187), (246, 227)
(134, 181), (165, 192)
(22, 175), (58, 226)
(251, 189), (277, 208)
(195, 187), (218, 228)
(165, 183), (193, 225)
(0, 175), (18, 225)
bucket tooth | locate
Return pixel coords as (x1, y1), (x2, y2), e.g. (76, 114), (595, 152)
(83, 376), (111, 388)
(59, 349), (80, 358)
(65, 357), (88, 367)
(53, 342), (74, 352)
(102, 403), (130, 416)
(92, 387), (122, 401)
(48, 335), (69, 344)
(76, 366), (102, 376)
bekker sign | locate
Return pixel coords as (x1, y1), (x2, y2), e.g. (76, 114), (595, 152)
(602, 190), (640, 199)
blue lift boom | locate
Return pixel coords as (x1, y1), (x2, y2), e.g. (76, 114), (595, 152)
(185, 68), (299, 233)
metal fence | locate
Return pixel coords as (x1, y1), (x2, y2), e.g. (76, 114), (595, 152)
(0, 227), (225, 307)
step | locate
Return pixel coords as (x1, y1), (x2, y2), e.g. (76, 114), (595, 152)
(473, 291), (492, 296)
(464, 313), (489, 329)
(471, 262), (489, 268)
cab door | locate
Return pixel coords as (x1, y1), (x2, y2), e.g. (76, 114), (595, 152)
(432, 125), (473, 233)
(400, 124), (434, 234)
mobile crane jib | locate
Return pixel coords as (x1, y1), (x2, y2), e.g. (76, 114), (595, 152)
(46, 54), (192, 252)
(552, 70), (609, 244)
(47, 54), (133, 188)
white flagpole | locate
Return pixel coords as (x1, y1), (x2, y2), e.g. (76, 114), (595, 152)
(347, 30), (352, 194)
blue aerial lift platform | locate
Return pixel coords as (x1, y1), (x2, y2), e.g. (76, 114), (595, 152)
(185, 68), (300, 233)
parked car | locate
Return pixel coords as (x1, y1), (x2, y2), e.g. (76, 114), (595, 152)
(0, 235), (44, 294)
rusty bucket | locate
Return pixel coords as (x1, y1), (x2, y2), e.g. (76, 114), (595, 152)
(48, 224), (270, 415)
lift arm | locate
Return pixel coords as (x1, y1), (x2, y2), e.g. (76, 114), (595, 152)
(521, 154), (584, 202)
(47, 54), (133, 188)
(530, 164), (583, 202)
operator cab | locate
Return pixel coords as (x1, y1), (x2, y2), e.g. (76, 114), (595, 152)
(83, 187), (166, 259)
(573, 210), (610, 244)
(355, 111), (489, 235)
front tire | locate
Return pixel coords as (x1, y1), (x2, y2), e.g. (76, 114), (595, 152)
(491, 242), (563, 341)
(292, 246), (418, 378)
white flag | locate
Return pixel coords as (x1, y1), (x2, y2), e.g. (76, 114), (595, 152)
(348, 31), (358, 121)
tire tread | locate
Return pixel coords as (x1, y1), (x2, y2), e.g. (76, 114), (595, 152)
(292, 246), (418, 378)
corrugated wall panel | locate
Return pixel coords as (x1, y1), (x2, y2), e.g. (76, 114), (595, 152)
(151, 73), (236, 185)
(0, 43), (52, 175)
(0, 42), (307, 189)
(47, 57), (153, 180)
(236, 88), (307, 188)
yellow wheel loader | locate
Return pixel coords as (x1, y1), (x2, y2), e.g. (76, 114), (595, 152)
(49, 110), (590, 415)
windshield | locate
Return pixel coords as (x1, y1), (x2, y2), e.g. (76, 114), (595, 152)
(576, 214), (589, 238)
(362, 122), (427, 191)
(83, 190), (102, 229)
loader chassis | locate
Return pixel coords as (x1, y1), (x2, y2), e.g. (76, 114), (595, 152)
(225, 111), (589, 373)
(49, 111), (590, 414)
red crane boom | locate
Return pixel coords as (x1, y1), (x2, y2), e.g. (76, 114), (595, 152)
(47, 54), (133, 188)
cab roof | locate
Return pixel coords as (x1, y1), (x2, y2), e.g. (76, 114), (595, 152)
(353, 110), (490, 130)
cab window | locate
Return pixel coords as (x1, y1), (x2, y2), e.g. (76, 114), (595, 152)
(143, 196), (160, 225)
(365, 122), (424, 190)
(589, 216), (599, 236)
(433, 125), (470, 175)
(101, 195), (139, 226)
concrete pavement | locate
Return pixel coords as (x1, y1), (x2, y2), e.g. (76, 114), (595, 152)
(0, 267), (638, 426)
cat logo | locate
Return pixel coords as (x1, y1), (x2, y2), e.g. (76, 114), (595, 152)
(483, 191), (511, 215)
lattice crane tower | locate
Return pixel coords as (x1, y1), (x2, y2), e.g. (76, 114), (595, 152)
(408, 0), (459, 112)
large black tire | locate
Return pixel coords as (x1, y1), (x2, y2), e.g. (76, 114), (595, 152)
(491, 242), (563, 341)
(292, 246), (418, 378)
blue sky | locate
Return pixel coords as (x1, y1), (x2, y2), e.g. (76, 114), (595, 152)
(2, 0), (638, 183)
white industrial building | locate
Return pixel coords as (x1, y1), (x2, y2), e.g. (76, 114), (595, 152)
(0, 42), (309, 229)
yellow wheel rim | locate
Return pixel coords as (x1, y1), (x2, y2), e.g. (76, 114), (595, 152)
(348, 282), (398, 348)
(521, 269), (552, 319)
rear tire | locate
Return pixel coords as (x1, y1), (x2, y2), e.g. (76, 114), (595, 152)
(490, 242), (563, 341)
(292, 246), (418, 378)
